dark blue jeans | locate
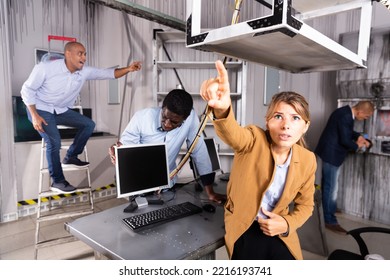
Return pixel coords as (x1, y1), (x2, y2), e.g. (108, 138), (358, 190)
(27, 109), (95, 183)
(321, 161), (340, 225)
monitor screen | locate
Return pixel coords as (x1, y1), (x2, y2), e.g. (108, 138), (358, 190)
(375, 109), (390, 137)
(115, 143), (170, 198)
(35, 48), (64, 64)
(204, 138), (221, 172)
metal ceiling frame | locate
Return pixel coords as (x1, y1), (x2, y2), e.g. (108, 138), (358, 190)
(86, 0), (383, 73)
(186, 0), (374, 73)
(294, 0), (373, 62)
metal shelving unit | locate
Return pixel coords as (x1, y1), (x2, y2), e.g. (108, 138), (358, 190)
(153, 29), (247, 161)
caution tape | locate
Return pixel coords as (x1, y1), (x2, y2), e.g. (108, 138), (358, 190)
(17, 183), (116, 207)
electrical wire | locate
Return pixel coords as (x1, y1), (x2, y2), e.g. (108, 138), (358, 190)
(117, 11), (136, 139)
(169, 0), (244, 179)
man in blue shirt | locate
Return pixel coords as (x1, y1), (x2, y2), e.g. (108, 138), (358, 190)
(109, 89), (226, 203)
(21, 41), (141, 193)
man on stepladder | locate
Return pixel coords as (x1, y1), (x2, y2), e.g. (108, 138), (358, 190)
(21, 41), (141, 193)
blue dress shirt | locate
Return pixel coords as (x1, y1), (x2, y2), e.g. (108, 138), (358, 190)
(21, 59), (115, 113)
(120, 107), (214, 186)
(257, 149), (292, 219)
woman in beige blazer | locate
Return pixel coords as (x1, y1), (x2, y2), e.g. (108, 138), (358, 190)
(200, 61), (316, 260)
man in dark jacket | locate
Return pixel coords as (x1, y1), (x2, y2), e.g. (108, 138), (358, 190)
(315, 101), (374, 233)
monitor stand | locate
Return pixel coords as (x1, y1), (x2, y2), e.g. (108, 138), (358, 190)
(123, 194), (164, 213)
(142, 191), (164, 205)
(135, 196), (148, 207)
(123, 200), (138, 213)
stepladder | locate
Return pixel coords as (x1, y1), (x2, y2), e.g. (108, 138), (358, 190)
(34, 133), (95, 259)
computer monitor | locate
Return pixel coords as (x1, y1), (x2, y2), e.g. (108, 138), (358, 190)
(191, 137), (222, 181)
(115, 143), (170, 211)
(204, 137), (221, 172)
(35, 48), (64, 64)
(204, 137), (230, 181)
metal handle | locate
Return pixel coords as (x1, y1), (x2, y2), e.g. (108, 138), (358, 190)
(48, 35), (76, 42)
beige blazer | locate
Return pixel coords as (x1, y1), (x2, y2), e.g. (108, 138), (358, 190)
(213, 108), (316, 260)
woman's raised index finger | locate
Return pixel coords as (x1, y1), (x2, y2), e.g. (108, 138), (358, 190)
(215, 60), (228, 83)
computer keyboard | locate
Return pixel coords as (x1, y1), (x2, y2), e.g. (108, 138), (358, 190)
(122, 201), (202, 231)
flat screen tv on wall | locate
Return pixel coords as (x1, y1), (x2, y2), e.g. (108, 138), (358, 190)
(34, 48), (64, 64)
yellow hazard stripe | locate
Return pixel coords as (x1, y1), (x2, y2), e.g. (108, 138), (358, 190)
(25, 199), (36, 205)
(95, 183), (115, 192)
(17, 183), (116, 207)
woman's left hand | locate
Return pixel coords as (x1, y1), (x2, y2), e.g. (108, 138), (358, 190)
(257, 208), (289, 236)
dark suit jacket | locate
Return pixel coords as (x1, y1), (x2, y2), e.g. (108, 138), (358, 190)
(315, 105), (361, 167)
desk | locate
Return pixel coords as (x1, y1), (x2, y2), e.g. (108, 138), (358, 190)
(65, 181), (227, 260)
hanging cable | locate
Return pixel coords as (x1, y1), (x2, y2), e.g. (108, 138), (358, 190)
(169, 0), (244, 179)
(117, 12), (135, 138)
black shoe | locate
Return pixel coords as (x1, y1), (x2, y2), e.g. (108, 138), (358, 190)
(62, 157), (90, 168)
(51, 181), (77, 194)
(325, 223), (347, 235)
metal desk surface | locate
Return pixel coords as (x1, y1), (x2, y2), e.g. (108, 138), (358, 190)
(65, 181), (227, 260)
